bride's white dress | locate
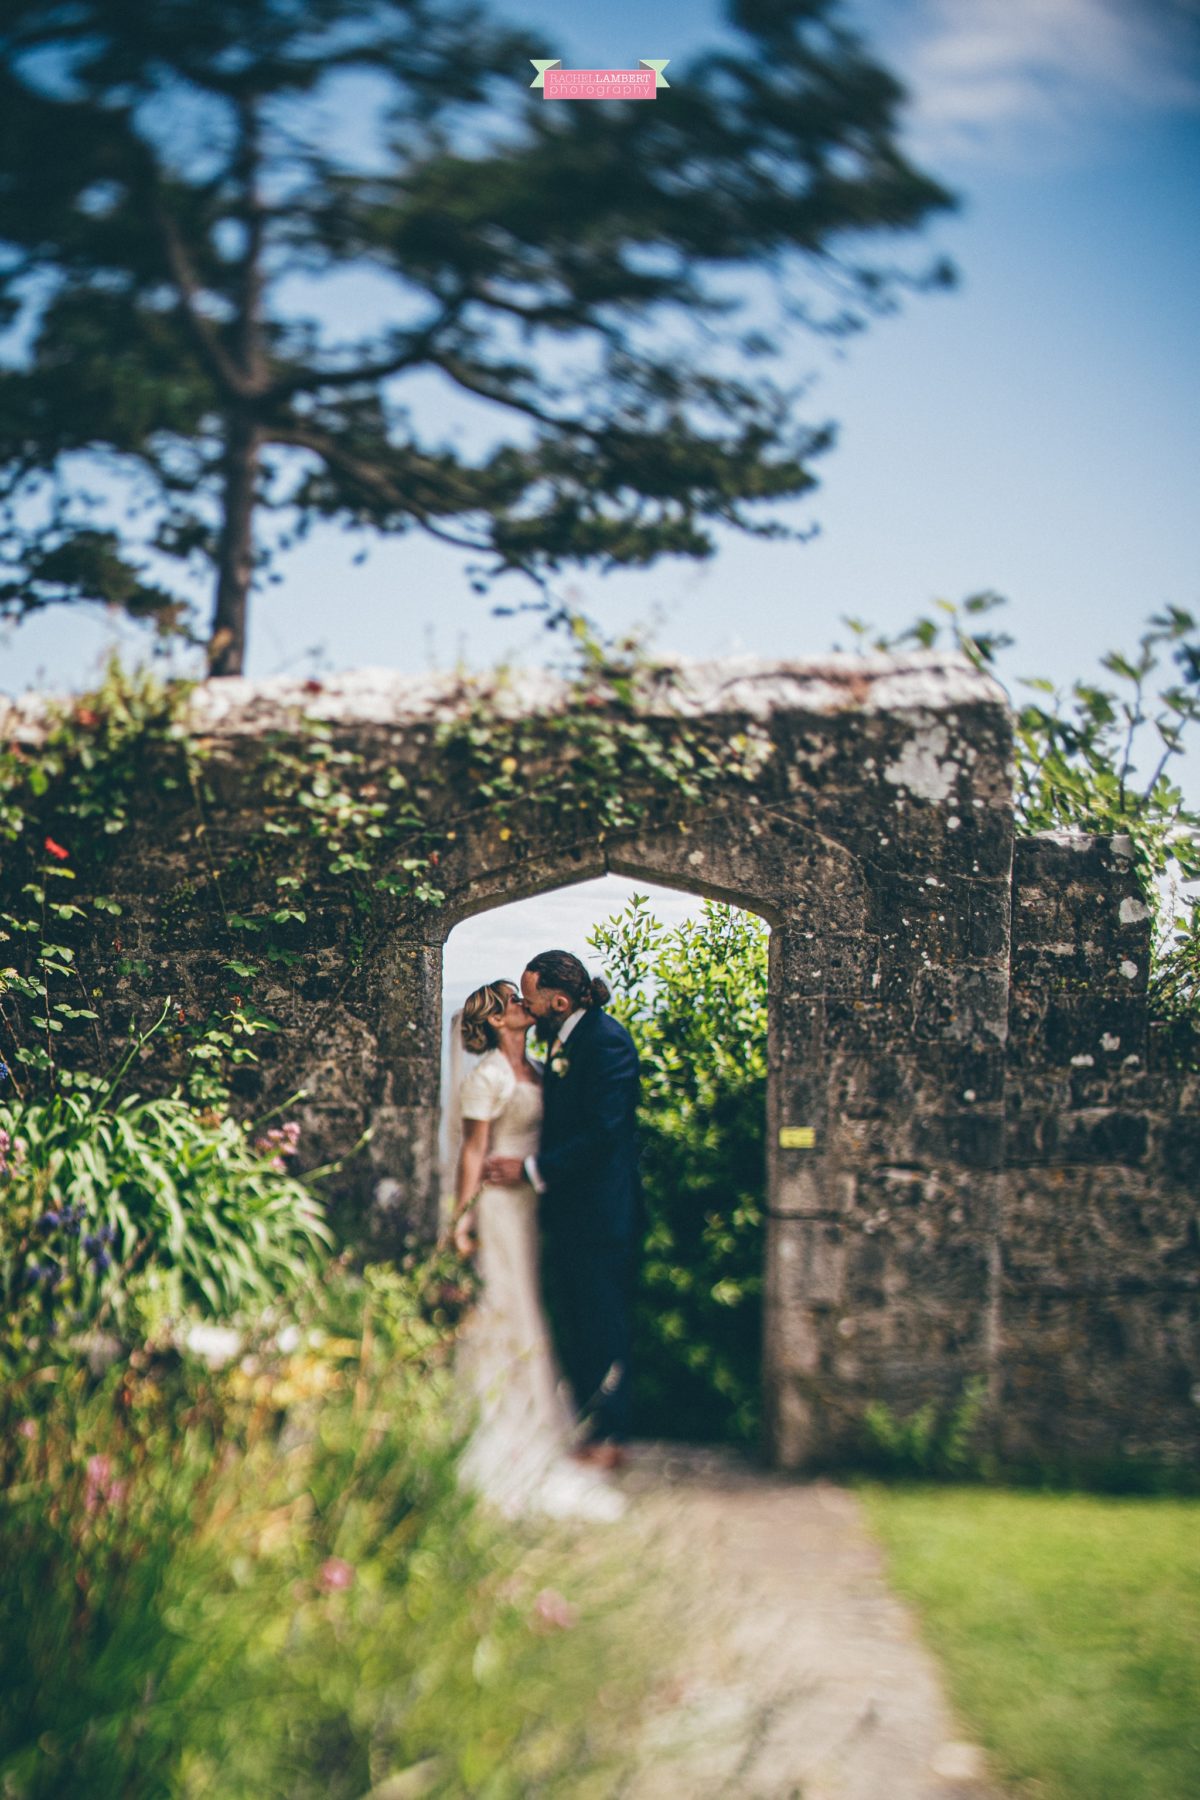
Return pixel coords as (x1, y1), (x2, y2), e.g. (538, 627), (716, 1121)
(456, 1049), (624, 1523)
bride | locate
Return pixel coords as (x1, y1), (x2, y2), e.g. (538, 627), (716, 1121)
(448, 979), (624, 1523)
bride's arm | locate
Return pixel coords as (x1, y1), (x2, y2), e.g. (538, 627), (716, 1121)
(452, 1116), (491, 1255)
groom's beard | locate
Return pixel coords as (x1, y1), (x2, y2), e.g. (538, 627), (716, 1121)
(534, 1015), (559, 1044)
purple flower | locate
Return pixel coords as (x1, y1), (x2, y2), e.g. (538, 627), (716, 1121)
(37, 1210), (62, 1234)
(23, 1260), (62, 1291)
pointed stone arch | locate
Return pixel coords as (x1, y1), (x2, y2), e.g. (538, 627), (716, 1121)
(1, 652), (1028, 1470)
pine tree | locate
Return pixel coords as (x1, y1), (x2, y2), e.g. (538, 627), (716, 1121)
(0, 0), (954, 675)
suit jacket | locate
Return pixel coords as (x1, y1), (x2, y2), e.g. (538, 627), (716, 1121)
(537, 1006), (641, 1246)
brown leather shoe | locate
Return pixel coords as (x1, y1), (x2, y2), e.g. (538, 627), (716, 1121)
(570, 1440), (628, 1472)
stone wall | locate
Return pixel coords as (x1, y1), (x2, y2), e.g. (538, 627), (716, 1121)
(1001, 831), (1199, 1472)
(1, 654), (1195, 1474)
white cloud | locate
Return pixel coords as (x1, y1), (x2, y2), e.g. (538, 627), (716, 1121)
(892, 0), (1200, 164)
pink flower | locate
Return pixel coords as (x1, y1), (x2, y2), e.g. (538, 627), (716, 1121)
(17, 1419), (37, 1440)
(84, 1453), (128, 1516)
(43, 837), (69, 862)
(254, 1121), (301, 1171)
(531, 1588), (577, 1631)
(317, 1557), (355, 1593)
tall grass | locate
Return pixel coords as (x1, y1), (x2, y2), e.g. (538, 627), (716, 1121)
(0, 1264), (657, 1798)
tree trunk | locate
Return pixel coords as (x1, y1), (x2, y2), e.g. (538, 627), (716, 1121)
(208, 95), (266, 681)
(208, 410), (259, 677)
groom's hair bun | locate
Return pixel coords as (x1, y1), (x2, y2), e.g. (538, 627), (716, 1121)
(525, 950), (610, 1010)
(461, 980), (514, 1054)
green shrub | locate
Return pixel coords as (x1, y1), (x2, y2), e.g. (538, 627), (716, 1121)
(589, 896), (768, 1446)
(0, 1085), (332, 1367)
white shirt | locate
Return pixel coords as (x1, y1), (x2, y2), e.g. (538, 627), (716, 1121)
(524, 1007), (585, 1192)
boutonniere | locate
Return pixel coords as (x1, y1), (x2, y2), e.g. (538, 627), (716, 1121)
(547, 1041), (571, 1078)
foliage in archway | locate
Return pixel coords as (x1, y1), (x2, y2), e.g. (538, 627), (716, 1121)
(589, 896), (769, 1446)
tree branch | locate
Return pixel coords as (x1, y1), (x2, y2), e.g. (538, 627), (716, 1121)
(151, 197), (255, 401)
(433, 353), (596, 438)
(266, 420), (492, 550)
(264, 300), (463, 404)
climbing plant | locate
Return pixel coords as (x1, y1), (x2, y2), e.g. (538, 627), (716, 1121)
(839, 594), (1200, 1025)
(0, 617), (775, 1110)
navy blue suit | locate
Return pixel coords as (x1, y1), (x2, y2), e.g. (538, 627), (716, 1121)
(538, 1006), (641, 1443)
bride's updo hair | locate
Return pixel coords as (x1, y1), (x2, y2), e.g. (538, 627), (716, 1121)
(524, 950), (610, 1010)
(461, 979), (516, 1054)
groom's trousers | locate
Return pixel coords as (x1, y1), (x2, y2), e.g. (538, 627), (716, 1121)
(545, 1235), (635, 1445)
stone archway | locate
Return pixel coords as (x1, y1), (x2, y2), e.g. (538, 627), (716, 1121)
(0, 651), (1018, 1471)
(438, 867), (776, 1446)
(360, 648), (1013, 1472)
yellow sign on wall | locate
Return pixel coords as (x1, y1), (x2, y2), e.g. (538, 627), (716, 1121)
(778, 1125), (816, 1149)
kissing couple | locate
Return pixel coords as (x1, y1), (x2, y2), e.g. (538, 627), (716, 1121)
(448, 950), (641, 1523)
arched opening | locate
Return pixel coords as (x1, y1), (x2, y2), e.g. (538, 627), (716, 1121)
(441, 874), (772, 1448)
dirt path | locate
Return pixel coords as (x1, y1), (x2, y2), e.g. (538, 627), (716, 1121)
(609, 1444), (1006, 1800)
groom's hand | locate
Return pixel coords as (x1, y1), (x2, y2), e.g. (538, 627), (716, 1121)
(484, 1155), (524, 1186)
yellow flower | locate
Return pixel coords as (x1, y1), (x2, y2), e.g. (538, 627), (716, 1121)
(500, 755), (518, 776)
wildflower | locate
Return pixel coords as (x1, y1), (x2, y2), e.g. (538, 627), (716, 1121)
(25, 1260), (62, 1290)
(0, 1061), (10, 1084)
(317, 1557), (355, 1593)
(43, 837), (69, 861)
(36, 1209), (63, 1233)
(74, 707), (99, 728)
(17, 1420), (37, 1441)
(254, 1121), (300, 1170)
(83, 1226), (116, 1260)
(84, 1453), (128, 1516)
(531, 1588), (578, 1631)
(184, 1323), (242, 1368)
(0, 1126), (9, 1174)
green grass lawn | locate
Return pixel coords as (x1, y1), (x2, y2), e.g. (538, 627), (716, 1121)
(861, 1486), (1200, 1800)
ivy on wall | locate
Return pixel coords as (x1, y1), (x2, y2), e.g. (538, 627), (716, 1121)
(0, 620), (775, 1108)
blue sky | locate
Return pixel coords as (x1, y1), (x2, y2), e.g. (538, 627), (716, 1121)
(438, 0), (1200, 1007)
(3, 0), (1198, 798)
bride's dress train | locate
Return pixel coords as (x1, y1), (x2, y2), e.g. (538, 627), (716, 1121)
(455, 1049), (624, 1525)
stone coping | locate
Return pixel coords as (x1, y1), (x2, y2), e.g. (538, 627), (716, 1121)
(1, 649), (1008, 741)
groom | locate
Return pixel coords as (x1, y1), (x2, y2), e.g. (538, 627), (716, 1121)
(484, 949), (641, 1469)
